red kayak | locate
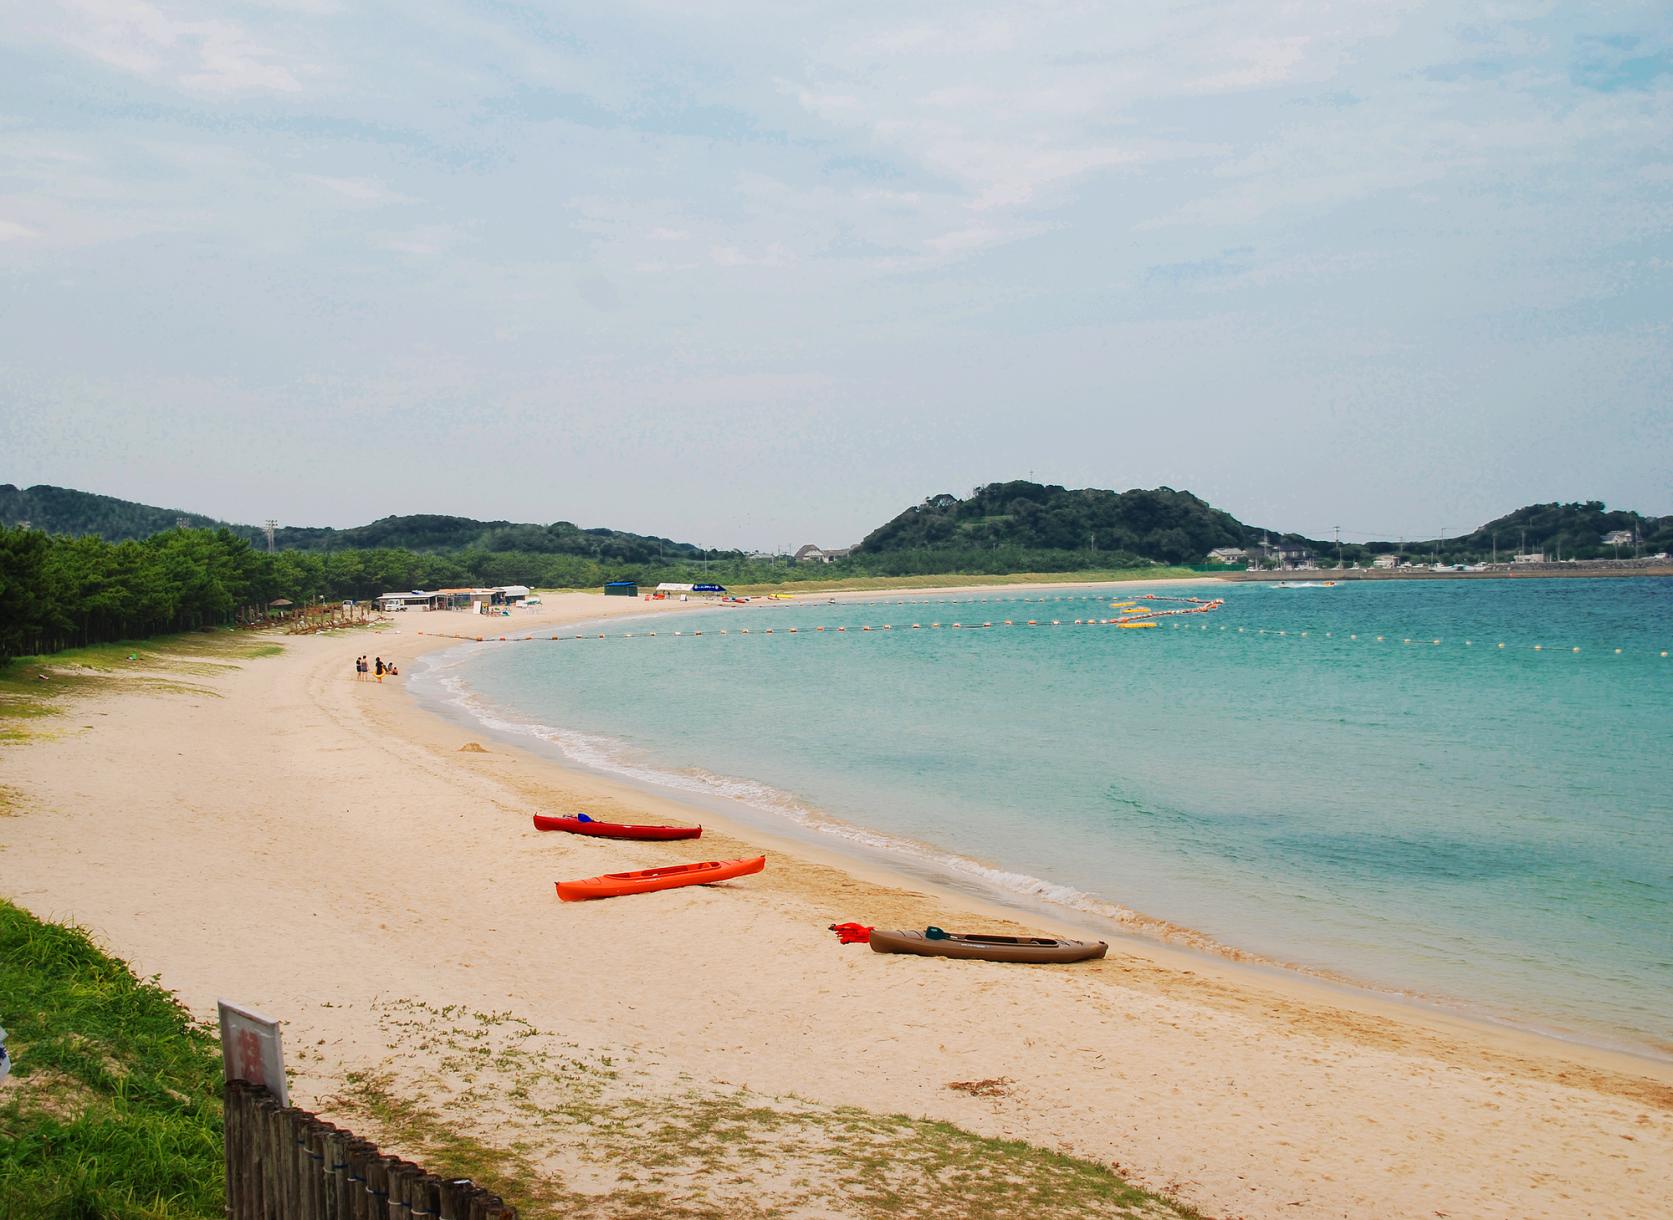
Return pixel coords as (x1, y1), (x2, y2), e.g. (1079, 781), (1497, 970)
(532, 812), (701, 840)
(556, 855), (766, 902)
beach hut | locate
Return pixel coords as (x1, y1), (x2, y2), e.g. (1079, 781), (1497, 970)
(604, 581), (638, 597)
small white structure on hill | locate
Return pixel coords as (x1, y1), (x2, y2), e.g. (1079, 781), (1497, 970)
(794, 544), (855, 563)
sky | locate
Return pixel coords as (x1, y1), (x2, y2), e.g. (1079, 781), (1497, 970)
(1, 1), (1670, 551)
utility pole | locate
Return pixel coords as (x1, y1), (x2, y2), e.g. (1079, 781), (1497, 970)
(1333, 525), (1341, 568)
(264, 519), (278, 553)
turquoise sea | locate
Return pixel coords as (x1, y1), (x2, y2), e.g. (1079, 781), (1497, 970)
(412, 578), (1673, 1057)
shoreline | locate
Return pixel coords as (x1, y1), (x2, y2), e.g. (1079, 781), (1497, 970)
(3, 585), (1671, 1218)
(412, 581), (1669, 1065)
(412, 619), (1671, 1067)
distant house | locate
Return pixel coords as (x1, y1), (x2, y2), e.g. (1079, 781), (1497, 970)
(1511, 553), (1546, 564)
(1265, 542), (1314, 570)
(794, 544), (854, 563)
(1371, 554), (1399, 569)
(1206, 547), (1247, 565)
(1602, 530), (1634, 547)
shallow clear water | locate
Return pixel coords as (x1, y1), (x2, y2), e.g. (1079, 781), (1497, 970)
(413, 578), (1673, 1055)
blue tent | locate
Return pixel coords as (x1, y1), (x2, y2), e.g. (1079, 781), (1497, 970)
(692, 583), (726, 593)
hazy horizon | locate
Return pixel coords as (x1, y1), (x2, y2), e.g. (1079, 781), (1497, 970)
(3, 3), (1669, 551)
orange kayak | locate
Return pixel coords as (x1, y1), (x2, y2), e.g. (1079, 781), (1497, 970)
(555, 855), (766, 902)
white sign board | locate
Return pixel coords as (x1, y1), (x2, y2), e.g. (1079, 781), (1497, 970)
(217, 1000), (287, 1105)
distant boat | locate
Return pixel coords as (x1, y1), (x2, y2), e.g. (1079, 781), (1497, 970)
(1273, 580), (1337, 588)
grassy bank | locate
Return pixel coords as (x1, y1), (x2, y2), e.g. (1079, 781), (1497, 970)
(321, 1000), (1206, 1219)
(0, 900), (226, 1218)
(0, 633), (282, 744)
(0, 905), (1203, 1219)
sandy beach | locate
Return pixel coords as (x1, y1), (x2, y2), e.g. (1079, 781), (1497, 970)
(3, 586), (1671, 1219)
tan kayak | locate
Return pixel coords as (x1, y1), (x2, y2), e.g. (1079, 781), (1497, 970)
(867, 927), (1108, 963)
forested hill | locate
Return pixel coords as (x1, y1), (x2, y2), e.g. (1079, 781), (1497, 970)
(0, 484), (703, 564)
(268, 515), (703, 564)
(856, 482), (1294, 565)
(1448, 502), (1672, 560)
(6, 480), (1667, 569)
(0, 484), (223, 540)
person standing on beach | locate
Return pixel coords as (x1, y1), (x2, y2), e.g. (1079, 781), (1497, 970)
(375, 657), (384, 683)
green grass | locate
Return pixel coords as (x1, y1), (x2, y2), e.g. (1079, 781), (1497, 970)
(0, 921), (1206, 1218)
(328, 1000), (1205, 1219)
(0, 634), (281, 741)
(0, 899), (226, 1219)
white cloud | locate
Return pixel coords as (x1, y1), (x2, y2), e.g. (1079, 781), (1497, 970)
(376, 224), (467, 256)
(301, 175), (414, 207)
(0, 219), (42, 241)
(36, 0), (310, 94)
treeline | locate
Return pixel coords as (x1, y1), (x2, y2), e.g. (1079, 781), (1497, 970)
(1, 527), (271, 661)
(0, 523), (1182, 663)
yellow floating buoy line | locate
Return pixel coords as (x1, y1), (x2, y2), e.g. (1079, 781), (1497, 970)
(408, 596), (1667, 657)
(1172, 625), (1666, 659)
(412, 597), (1226, 645)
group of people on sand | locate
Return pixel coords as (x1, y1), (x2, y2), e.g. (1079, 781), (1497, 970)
(354, 655), (397, 683)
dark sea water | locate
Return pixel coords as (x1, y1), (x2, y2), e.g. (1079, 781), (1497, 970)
(414, 578), (1673, 1056)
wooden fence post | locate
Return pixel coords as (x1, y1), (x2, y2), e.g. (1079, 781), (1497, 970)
(221, 1085), (513, 1219)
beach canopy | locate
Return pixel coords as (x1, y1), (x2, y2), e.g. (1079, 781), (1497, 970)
(655, 582), (694, 592)
(693, 583), (726, 593)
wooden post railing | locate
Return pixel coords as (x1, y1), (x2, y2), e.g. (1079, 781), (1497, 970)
(224, 1080), (516, 1219)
